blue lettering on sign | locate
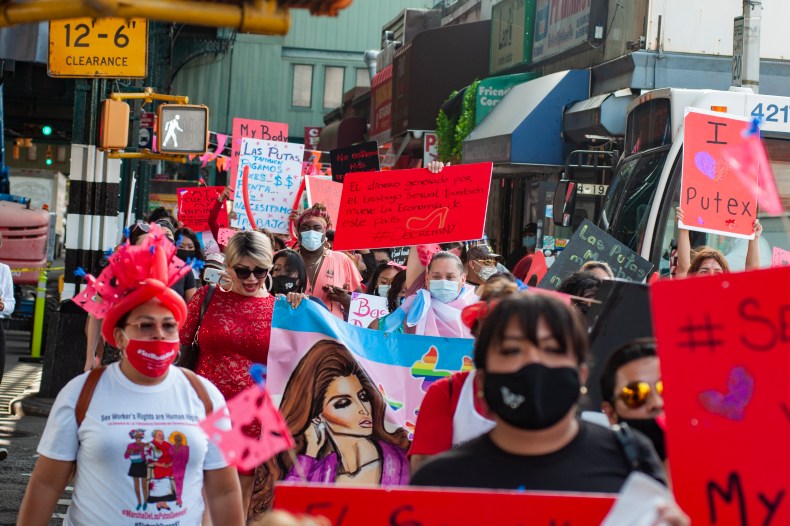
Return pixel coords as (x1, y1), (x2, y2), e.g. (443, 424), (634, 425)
(751, 103), (790, 124)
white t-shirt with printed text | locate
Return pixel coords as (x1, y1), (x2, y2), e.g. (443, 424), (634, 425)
(38, 363), (228, 526)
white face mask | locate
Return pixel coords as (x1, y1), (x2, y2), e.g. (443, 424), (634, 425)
(377, 284), (390, 298)
(476, 264), (498, 282)
(300, 230), (324, 252)
(429, 279), (460, 304)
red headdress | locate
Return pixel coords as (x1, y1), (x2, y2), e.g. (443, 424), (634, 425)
(296, 203), (333, 231)
(72, 224), (192, 347)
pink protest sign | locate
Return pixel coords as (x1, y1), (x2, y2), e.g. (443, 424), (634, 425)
(228, 118), (289, 192)
(772, 246), (790, 267)
(217, 227), (236, 247)
(305, 176), (342, 228)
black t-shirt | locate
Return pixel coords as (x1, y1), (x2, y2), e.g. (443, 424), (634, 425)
(410, 420), (666, 494)
(170, 272), (196, 299)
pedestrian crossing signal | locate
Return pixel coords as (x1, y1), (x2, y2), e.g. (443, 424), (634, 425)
(99, 99), (130, 150)
(157, 104), (209, 155)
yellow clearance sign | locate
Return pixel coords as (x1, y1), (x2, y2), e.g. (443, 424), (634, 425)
(48, 18), (148, 78)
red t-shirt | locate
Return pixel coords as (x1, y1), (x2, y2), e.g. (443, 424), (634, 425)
(409, 371), (488, 457)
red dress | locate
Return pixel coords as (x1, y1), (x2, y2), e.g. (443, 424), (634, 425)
(180, 286), (274, 401)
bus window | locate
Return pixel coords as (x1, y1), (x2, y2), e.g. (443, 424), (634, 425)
(625, 99), (672, 155)
(608, 149), (669, 251)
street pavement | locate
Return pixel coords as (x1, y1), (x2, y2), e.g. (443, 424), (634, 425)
(0, 331), (64, 526)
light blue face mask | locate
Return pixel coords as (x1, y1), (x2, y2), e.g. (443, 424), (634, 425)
(377, 284), (390, 298)
(523, 236), (537, 249)
(301, 230), (324, 252)
(429, 279), (461, 304)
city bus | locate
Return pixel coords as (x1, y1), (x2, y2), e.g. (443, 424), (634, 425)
(592, 87), (790, 276)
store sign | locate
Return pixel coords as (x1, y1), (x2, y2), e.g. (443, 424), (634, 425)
(48, 17), (147, 78)
(490, 0), (536, 73)
(532, 0), (604, 63)
(423, 132), (438, 166)
(304, 126), (322, 149)
(370, 65), (393, 141)
(475, 72), (537, 125)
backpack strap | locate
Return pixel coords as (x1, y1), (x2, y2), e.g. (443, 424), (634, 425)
(76, 366), (107, 428)
(179, 367), (214, 415)
(613, 422), (642, 472)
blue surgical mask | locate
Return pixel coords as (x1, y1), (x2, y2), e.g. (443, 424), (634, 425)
(429, 280), (460, 304)
(377, 284), (390, 298)
(301, 230), (324, 252)
(523, 235), (536, 249)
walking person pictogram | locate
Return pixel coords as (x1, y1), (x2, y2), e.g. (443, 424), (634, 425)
(163, 114), (183, 148)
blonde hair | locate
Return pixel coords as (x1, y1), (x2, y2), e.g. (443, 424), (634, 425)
(219, 230), (274, 290)
(580, 260), (614, 278)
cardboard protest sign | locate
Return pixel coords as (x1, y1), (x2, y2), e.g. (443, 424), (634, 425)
(772, 246), (790, 267)
(217, 227), (236, 247)
(274, 484), (616, 526)
(651, 266), (790, 525)
(680, 110), (757, 239)
(305, 176), (342, 228)
(262, 298), (473, 505)
(176, 186), (227, 232)
(330, 141), (379, 183)
(538, 220), (654, 290)
(333, 163), (493, 251)
(228, 118), (288, 191)
(231, 139), (305, 233)
(348, 292), (389, 328)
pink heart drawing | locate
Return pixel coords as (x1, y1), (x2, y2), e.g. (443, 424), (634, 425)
(699, 366), (754, 421)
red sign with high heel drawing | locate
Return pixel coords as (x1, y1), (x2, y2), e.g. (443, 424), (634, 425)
(332, 163), (493, 251)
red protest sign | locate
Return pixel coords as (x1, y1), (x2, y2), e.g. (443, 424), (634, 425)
(176, 186), (228, 232)
(274, 484), (615, 526)
(217, 227), (236, 247)
(680, 110), (757, 239)
(772, 246), (790, 267)
(651, 267), (790, 525)
(305, 176), (342, 228)
(332, 163), (493, 251)
(228, 118), (288, 191)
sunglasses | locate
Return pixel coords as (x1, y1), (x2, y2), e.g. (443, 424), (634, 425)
(233, 266), (268, 280)
(618, 380), (664, 409)
(474, 258), (497, 267)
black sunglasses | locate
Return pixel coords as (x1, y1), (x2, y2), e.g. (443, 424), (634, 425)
(233, 266), (268, 279)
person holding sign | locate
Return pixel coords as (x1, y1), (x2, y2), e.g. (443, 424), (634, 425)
(294, 204), (363, 319)
(410, 294), (670, 494)
(675, 207), (762, 278)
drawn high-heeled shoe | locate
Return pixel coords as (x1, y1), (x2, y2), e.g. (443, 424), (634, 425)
(406, 207), (449, 231)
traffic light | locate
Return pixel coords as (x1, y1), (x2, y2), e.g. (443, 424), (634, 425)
(42, 125), (53, 136)
(45, 146), (53, 166)
(157, 104), (209, 155)
(99, 99), (130, 150)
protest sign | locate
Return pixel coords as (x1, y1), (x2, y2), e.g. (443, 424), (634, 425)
(680, 110), (756, 239)
(305, 176), (342, 227)
(262, 298), (473, 504)
(390, 246), (410, 266)
(231, 139), (304, 233)
(176, 186), (227, 232)
(348, 292), (389, 328)
(772, 246), (790, 267)
(197, 231), (220, 255)
(217, 227), (236, 247)
(538, 220), (654, 290)
(274, 484), (616, 526)
(228, 118), (288, 191)
(330, 141), (379, 183)
(651, 266), (790, 525)
(332, 163), (493, 251)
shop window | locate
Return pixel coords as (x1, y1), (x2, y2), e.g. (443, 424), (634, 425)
(292, 64), (313, 108)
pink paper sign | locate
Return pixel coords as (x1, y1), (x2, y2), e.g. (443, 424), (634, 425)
(772, 246), (790, 267)
(217, 227), (236, 247)
(306, 176), (343, 228)
(229, 118), (289, 192)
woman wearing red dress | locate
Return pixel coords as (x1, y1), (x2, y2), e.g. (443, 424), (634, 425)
(180, 230), (274, 517)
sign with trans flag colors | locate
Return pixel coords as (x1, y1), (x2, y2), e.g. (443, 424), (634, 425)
(262, 297), (473, 501)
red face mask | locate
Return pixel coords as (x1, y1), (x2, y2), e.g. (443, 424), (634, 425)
(124, 338), (180, 377)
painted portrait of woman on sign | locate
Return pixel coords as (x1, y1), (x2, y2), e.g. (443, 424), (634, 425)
(253, 340), (410, 512)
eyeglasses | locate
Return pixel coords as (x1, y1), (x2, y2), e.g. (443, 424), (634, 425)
(233, 266), (268, 280)
(618, 380), (664, 409)
(125, 321), (179, 338)
(474, 258), (497, 267)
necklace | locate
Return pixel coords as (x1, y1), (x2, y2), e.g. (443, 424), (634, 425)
(337, 456), (381, 477)
(305, 251), (326, 294)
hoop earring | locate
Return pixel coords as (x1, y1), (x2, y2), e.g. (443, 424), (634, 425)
(263, 273), (273, 292)
(218, 275), (233, 293)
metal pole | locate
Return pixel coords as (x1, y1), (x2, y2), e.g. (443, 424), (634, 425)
(30, 269), (47, 359)
(742, 0), (762, 93)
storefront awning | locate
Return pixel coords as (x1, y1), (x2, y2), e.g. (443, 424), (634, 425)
(462, 69), (590, 166)
(317, 116), (366, 152)
(563, 89), (635, 143)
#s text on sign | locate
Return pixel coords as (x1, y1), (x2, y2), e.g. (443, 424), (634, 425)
(48, 18), (148, 78)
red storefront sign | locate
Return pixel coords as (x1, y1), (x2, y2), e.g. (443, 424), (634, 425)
(369, 64), (393, 142)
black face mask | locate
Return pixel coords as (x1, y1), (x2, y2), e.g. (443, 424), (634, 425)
(271, 275), (300, 295)
(176, 249), (195, 261)
(618, 417), (666, 460)
(483, 363), (580, 430)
